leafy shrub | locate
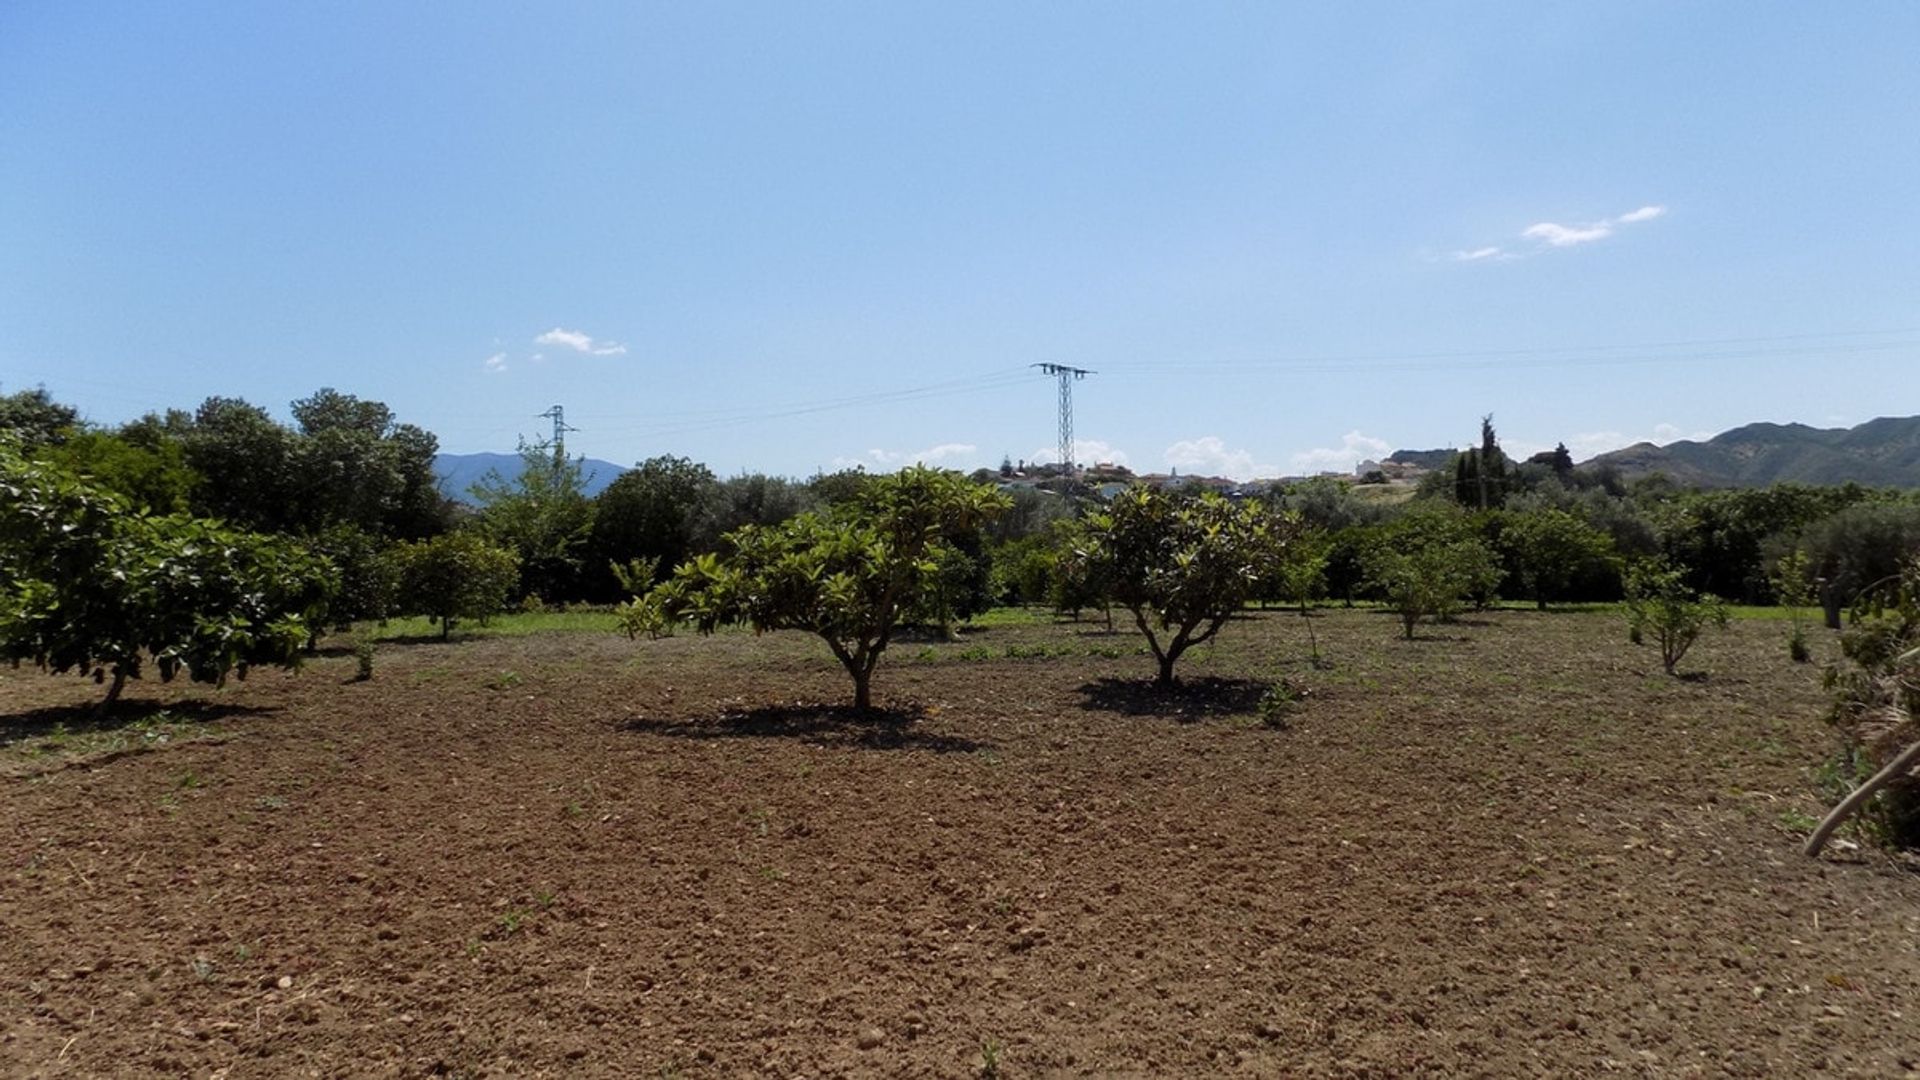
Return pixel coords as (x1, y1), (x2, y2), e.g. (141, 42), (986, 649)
(1623, 561), (1728, 675)
(391, 532), (520, 640)
(0, 446), (331, 707)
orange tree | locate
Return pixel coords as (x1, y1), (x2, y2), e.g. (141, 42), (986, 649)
(1080, 488), (1291, 687)
(652, 466), (1008, 710)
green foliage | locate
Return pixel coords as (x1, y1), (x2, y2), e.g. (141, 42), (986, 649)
(1648, 483), (1887, 604)
(1796, 500), (1920, 629)
(1623, 560), (1729, 675)
(307, 524), (400, 630)
(1256, 678), (1310, 728)
(611, 558), (672, 640)
(39, 428), (198, 514)
(1081, 488), (1289, 686)
(470, 439), (596, 602)
(986, 533), (1058, 606)
(1818, 558), (1920, 844)
(1362, 510), (1501, 639)
(691, 473), (820, 552)
(1770, 549), (1818, 662)
(175, 390), (449, 540)
(0, 386), (79, 449)
(1268, 521), (1330, 613)
(392, 532), (521, 640)
(1500, 508), (1617, 610)
(653, 466), (1009, 708)
(1452, 415), (1511, 510)
(353, 639), (376, 681)
(589, 456), (718, 600)
(0, 447), (331, 705)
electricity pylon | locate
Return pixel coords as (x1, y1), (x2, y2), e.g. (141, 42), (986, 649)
(536, 405), (578, 459)
(1032, 364), (1094, 474)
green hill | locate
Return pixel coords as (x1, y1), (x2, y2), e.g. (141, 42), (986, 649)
(1583, 415), (1920, 488)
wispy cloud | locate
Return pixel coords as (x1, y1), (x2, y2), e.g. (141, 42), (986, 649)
(834, 442), (980, 469)
(1164, 436), (1279, 482)
(534, 327), (627, 356)
(1288, 430), (1391, 474)
(482, 352), (508, 373)
(1521, 220), (1615, 247)
(1454, 203), (1667, 261)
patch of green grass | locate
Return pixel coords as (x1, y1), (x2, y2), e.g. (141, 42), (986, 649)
(367, 610), (619, 641)
(963, 606), (1053, 628)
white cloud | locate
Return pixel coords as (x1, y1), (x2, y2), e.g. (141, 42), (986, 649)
(1164, 436), (1281, 482)
(482, 352), (508, 373)
(534, 327), (627, 356)
(1028, 439), (1131, 469)
(1553, 424), (1713, 461)
(833, 442), (980, 469)
(1522, 220), (1615, 247)
(1287, 430), (1393, 474)
(1455, 203), (1667, 261)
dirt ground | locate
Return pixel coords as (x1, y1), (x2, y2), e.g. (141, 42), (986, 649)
(5, 608), (1920, 1077)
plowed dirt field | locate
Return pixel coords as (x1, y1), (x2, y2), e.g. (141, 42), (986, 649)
(5, 608), (1919, 1077)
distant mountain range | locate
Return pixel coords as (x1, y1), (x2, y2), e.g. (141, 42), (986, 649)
(1581, 415), (1920, 488)
(433, 452), (628, 502)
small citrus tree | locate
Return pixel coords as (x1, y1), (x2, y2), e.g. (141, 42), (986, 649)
(392, 532), (521, 639)
(1624, 560), (1728, 675)
(1081, 488), (1288, 687)
(1362, 511), (1501, 639)
(652, 466), (1008, 710)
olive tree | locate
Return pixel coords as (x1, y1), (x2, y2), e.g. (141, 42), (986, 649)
(0, 447), (332, 709)
(1080, 488), (1289, 687)
(653, 466), (1008, 710)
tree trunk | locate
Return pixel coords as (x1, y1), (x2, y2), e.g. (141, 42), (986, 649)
(1402, 611), (1417, 640)
(1805, 737), (1920, 856)
(441, 616), (452, 641)
(1820, 586), (1843, 631)
(1536, 596), (1547, 612)
(853, 671), (872, 711)
(99, 668), (128, 714)
(1154, 653), (1178, 688)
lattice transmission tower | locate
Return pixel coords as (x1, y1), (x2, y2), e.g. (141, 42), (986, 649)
(536, 404), (579, 459)
(1031, 364), (1094, 474)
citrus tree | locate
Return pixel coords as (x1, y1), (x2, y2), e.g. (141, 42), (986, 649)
(1362, 510), (1501, 639)
(1623, 560), (1728, 675)
(652, 466), (1008, 710)
(0, 446), (332, 709)
(391, 532), (521, 640)
(1080, 488), (1289, 687)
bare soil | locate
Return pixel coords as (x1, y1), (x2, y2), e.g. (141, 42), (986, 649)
(5, 609), (1920, 1077)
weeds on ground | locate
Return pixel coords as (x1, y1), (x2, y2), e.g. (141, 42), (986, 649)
(1257, 678), (1311, 728)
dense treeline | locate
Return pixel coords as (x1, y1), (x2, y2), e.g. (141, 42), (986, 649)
(7, 387), (1920, 640)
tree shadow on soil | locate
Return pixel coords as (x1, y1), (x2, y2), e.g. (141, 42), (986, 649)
(0, 699), (276, 743)
(1076, 676), (1268, 721)
(620, 702), (987, 753)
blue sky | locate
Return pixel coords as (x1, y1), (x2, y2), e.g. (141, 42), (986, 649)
(3, 3), (1917, 480)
